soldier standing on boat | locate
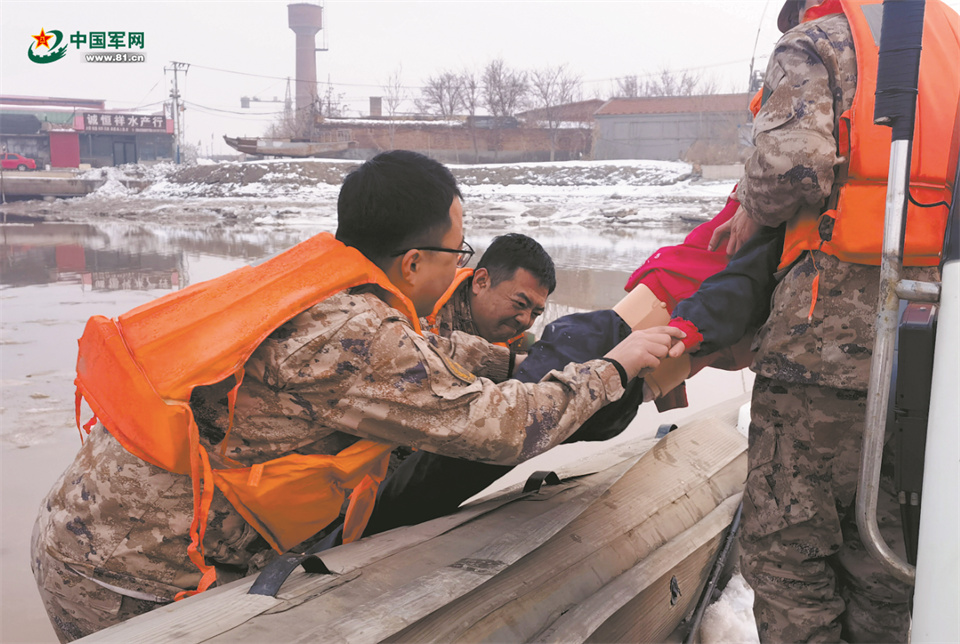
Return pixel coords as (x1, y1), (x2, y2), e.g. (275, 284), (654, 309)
(31, 150), (685, 642)
(697, 0), (959, 641)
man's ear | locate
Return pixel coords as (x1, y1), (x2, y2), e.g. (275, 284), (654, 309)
(472, 267), (489, 295)
(384, 249), (420, 291)
(399, 249), (423, 286)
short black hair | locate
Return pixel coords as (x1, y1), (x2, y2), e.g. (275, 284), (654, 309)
(336, 150), (462, 261)
(477, 233), (556, 294)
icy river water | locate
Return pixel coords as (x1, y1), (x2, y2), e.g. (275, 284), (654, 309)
(1, 165), (757, 641)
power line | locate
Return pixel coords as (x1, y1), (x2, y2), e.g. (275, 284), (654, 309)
(583, 57), (762, 86)
(178, 59), (763, 99)
(183, 100), (285, 117)
(132, 78), (165, 111)
(189, 63), (290, 82)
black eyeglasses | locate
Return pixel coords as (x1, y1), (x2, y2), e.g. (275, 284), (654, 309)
(390, 240), (475, 268)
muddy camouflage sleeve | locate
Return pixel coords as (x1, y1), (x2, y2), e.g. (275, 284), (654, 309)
(330, 320), (625, 466)
(737, 26), (849, 227)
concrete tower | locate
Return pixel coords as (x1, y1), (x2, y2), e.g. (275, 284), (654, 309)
(288, 3), (323, 113)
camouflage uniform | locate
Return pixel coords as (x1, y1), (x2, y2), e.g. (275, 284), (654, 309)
(737, 12), (938, 643)
(432, 277), (481, 339)
(33, 286), (625, 641)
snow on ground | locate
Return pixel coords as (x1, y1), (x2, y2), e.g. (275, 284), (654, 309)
(702, 573), (761, 644)
(3, 158), (735, 235)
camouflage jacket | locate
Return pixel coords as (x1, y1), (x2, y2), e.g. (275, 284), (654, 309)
(431, 278), (480, 339)
(739, 14), (937, 390)
(35, 287), (625, 600)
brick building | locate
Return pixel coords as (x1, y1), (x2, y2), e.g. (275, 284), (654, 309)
(0, 95), (174, 169)
(593, 94), (753, 163)
(312, 116), (593, 164)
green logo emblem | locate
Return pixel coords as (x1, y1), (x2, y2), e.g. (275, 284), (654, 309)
(28, 28), (67, 64)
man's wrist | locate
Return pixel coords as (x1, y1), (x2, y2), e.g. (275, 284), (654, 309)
(599, 357), (629, 389)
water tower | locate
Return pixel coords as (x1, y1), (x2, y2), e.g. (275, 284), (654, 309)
(288, 3), (323, 112)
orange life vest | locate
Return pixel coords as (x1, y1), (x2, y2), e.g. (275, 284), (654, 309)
(74, 233), (421, 597)
(778, 0), (959, 270)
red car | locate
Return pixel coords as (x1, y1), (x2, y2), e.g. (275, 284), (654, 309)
(1, 153), (37, 171)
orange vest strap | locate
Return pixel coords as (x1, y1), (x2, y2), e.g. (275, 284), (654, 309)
(218, 368), (245, 466)
(341, 446), (392, 544)
(176, 441), (216, 600)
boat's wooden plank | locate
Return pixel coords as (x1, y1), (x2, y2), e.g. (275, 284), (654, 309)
(467, 392), (747, 507)
(261, 481), (593, 621)
(438, 465), (744, 644)
(387, 416), (746, 643)
(280, 457), (640, 644)
(78, 394), (749, 644)
(532, 493), (742, 643)
(79, 474), (608, 642)
(205, 496), (576, 642)
(466, 435), (660, 506)
(591, 531), (726, 644)
(594, 529), (727, 643)
(76, 481), (574, 643)
(86, 463), (635, 644)
(81, 590), (282, 643)
(193, 464), (635, 643)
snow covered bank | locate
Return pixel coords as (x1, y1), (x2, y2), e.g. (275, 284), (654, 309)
(2, 158), (736, 232)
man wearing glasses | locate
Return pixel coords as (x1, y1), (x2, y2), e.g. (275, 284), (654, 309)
(32, 150), (684, 641)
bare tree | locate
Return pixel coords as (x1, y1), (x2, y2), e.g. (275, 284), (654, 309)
(529, 64), (582, 161)
(638, 68), (715, 97)
(482, 58), (528, 119)
(459, 68), (482, 162)
(613, 75), (640, 98)
(382, 65), (406, 148)
(318, 83), (349, 118)
(416, 71), (464, 118)
(264, 102), (314, 140)
(609, 69), (718, 98)
(698, 76), (720, 96)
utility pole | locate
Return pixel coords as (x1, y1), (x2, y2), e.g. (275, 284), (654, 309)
(165, 61), (190, 164)
(747, 0), (771, 92)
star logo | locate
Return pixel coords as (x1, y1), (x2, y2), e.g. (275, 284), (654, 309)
(32, 28), (53, 50)
(27, 27), (66, 63)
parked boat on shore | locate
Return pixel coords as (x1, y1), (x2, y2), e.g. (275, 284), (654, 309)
(222, 135), (355, 158)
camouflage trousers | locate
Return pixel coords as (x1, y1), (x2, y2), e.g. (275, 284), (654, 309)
(31, 525), (165, 642)
(740, 376), (912, 643)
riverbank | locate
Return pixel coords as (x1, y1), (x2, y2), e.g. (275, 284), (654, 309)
(0, 158), (730, 230)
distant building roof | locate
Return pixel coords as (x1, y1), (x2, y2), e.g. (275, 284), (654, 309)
(518, 99), (606, 122)
(595, 93), (751, 116)
(0, 95), (106, 110)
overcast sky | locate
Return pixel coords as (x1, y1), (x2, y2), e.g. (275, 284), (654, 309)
(2, 1), (958, 156)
